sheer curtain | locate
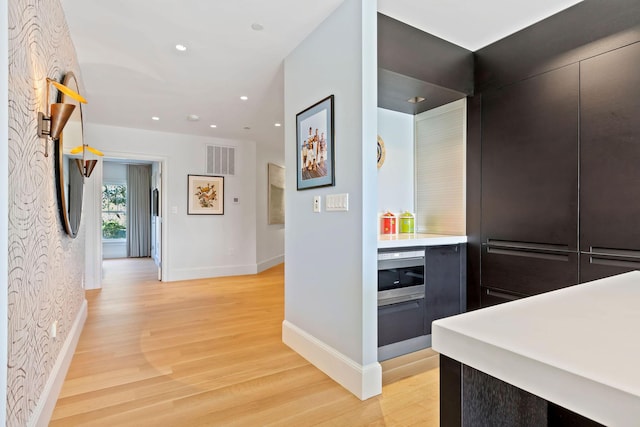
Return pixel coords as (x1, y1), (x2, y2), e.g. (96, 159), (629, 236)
(127, 164), (151, 257)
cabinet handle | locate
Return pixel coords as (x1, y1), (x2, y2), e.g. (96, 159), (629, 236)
(590, 247), (640, 259)
(487, 246), (569, 261)
(486, 289), (522, 301)
(590, 256), (640, 270)
(486, 239), (569, 252)
(377, 257), (424, 270)
(378, 300), (420, 313)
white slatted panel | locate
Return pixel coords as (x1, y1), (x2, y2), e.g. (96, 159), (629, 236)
(206, 145), (236, 176)
(415, 99), (466, 234)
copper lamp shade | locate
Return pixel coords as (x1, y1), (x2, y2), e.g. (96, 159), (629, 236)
(49, 103), (76, 139)
(38, 76), (87, 157)
(75, 159), (98, 178)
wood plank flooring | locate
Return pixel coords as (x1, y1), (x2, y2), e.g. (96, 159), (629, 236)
(52, 260), (440, 426)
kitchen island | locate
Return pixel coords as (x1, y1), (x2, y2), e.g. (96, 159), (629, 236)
(432, 271), (640, 426)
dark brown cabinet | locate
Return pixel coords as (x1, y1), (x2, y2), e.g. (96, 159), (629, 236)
(480, 65), (580, 301)
(425, 244), (466, 334)
(481, 244), (578, 297)
(481, 64), (579, 249)
(479, 43), (640, 302)
(378, 298), (425, 347)
(580, 252), (640, 283)
(580, 42), (640, 267)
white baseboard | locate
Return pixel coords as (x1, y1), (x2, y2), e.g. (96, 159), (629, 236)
(29, 299), (88, 427)
(257, 255), (284, 273)
(282, 320), (382, 400)
(168, 264), (258, 281)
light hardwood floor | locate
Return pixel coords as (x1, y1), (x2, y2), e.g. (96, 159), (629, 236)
(52, 260), (439, 426)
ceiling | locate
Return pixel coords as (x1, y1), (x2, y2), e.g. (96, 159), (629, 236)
(60, 0), (583, 144)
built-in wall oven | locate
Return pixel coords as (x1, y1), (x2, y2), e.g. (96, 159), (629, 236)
(377, 249), (426, 355)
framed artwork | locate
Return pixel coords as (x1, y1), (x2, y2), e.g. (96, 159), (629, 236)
(187, 175), (224, 215)
(377, 135), (386, 169)
(296, 95), (335, 190)
(268, 163), (285, 225)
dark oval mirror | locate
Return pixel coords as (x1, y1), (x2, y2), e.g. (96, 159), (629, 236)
(55, 72), (84, 238)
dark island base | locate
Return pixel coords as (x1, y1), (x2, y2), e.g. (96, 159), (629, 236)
(440, 355), (604, 427)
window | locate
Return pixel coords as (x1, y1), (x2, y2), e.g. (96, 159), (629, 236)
(102, 184), (127, 239)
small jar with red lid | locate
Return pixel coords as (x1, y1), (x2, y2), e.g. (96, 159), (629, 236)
(379, 211), (396, 235)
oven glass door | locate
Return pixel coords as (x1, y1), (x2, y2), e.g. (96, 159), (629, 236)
(378, 263), (424, 292)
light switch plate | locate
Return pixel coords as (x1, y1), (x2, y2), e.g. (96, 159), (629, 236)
(313, 196), (321, 213)
(326, 193), (349, 211)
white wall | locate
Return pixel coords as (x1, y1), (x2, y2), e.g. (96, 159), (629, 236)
(377, 108), (414, 214)
(0, 2), (9, 424)
(256, 142), (285, 272)
(102, 161), (127, 184)
(283, 0), (380, 400)
(84, 123), (258, 281)
(84, 161), (102, 289)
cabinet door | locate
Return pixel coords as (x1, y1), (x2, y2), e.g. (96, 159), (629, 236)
(425, 245), (465, 334)
(580, 252), (640, 284)
(580, 42), (640, 253)
(481, 64), (579, 249)
(378, 299), (425, 347)
(480, 286), (524, 307)
(482, 244), (578, 298)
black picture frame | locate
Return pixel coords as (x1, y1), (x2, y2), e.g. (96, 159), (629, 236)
(296, 95), (335, 190)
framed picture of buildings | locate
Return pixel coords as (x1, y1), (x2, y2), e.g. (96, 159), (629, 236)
(296, 95), (335, 190)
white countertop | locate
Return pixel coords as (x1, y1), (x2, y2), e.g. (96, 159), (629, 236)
(432, 271), (640, 426)
(377, 233), (467, 249)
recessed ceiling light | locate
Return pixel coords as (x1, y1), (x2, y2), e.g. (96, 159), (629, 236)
(240, 96), (248, 101)
(251, 23), (264, 31)
(210, 124), (217, 128)
(151, 116), (160, 121)
(274, 123), (281, 127)
(175, 44), (187, 51)
(407, 96), (426, 104)
(187, 114), (200, 121)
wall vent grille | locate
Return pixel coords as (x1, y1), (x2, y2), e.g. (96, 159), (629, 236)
(206, 145), (236, 176)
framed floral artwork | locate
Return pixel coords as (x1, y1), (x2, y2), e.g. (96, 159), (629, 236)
(187, 174), (224, 215)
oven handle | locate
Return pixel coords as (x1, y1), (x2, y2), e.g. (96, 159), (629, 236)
(378, 293), (424, 307)
(378, 299), (421, 315)
(378, 257), (425, 270)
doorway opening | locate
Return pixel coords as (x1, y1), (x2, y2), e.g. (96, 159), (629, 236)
(100, 159), (163, 282)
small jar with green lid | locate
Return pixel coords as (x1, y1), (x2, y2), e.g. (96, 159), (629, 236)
(398, 211), (415, 234)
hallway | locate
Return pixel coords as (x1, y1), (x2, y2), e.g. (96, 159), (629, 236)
(51, 264), (439, 426)
(102, 257), (158, 285)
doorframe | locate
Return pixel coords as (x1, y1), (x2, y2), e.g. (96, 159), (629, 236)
(86, 150), (168, 288)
